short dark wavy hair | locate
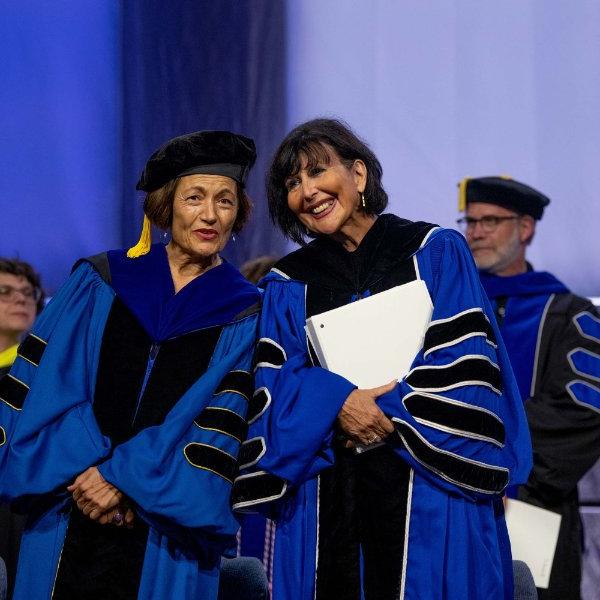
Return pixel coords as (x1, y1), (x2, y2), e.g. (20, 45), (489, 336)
(0, 257), (45, 313)
(267, 118), (388, 244)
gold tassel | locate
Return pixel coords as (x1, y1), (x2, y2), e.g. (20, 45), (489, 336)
(126, 215), (152, 258)
(458, 177), (470, 212)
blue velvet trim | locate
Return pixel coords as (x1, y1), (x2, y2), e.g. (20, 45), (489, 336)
(479, 270), (568, 299)
(480, 270), (569, 400)
(107, 244), (260, 341)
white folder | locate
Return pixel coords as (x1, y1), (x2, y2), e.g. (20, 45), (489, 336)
(305, 280), (433, 389)
(505, 499), (562, 589)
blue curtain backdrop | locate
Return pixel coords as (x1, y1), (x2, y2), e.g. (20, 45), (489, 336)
(0, 1), (122, 293)
(121, 0), (287, 267)
(0, 0), (287, 293)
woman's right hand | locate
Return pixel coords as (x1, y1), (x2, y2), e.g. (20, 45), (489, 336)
(337, 380), (397, 445)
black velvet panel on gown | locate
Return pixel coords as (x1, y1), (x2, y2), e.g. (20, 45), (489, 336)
(276, 215), (436, 600)
(53, 298), (222, 600)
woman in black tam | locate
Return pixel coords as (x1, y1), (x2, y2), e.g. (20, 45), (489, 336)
(233, 119), (531, 599)
(0, 131), (261, 599)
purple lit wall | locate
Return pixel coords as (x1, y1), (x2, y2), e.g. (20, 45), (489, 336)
(286, 0), (600, 297)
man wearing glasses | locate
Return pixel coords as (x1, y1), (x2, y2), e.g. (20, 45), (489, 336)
(0, 257), (44, 600)
(457, 177), (600, 600)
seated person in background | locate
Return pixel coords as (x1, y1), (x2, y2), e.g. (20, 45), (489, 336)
(0, 258), (44, 599)
(0, 258), (44, 377)
(218, 556), (268, 600)
(240, 255), (278, 285)
(458, 176), (600, 600)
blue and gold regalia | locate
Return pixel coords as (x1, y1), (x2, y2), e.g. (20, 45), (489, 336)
(233, 215), (532, 600)
(0, 244), (260, 599)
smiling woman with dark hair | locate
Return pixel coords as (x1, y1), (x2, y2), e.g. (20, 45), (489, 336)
(0, 131), (261, 600)
(234, 118), (532, 600)
(266, 118), (388, 245)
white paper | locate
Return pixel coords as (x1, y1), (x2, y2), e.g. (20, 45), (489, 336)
(505, 499), (562, 589)
(305, 280), (433, 389)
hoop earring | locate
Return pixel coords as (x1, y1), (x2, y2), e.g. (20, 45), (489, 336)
(359, 192), (366, 209)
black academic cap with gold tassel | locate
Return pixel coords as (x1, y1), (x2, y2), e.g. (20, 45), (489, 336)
(457, 177), (470, 212)
(126, 130), (257, 258)
(457, 175), (550, 220)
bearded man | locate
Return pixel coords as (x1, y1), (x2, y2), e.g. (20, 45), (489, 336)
(458, 176), (600, 600)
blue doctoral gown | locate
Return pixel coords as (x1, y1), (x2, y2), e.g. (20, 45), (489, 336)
(233, 217), (532, 600)
(0, 244), (260, 600)
(480, 268), (600, 600)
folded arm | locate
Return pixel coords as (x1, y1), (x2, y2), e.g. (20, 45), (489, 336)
(377, 230), (532, 499)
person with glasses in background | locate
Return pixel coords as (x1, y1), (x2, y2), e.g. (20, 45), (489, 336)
(458, 176), (600, 600)
(0, 259), (44, 378)
(0, 258), (45, 600)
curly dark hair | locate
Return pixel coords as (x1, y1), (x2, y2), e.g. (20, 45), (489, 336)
(143, 179), (252, 234)
(0, 258), (45, 313)
(266, 118), (388, 244)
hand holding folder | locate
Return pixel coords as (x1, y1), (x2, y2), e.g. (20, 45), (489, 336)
(305, 280), (433, 453)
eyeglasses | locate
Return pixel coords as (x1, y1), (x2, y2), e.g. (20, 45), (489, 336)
(0, 284), (42, 304)
(456, 215), (518, 233)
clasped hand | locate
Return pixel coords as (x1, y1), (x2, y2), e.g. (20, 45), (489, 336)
(337, 380), (397, 446)
(67, 466), (134, 527)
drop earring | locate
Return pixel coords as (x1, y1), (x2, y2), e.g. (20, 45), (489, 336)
(359, 192), (366, 209)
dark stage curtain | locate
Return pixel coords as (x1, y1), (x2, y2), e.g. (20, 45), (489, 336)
(121, 0), (288, 266)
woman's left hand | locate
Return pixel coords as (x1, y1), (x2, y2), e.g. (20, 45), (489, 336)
(99, 504), (136, 528)
(68, 466), (123, 521)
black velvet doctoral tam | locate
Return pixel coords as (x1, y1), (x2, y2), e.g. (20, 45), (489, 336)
(464, 176), (550, 220)
(136, 130), (257, 192)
